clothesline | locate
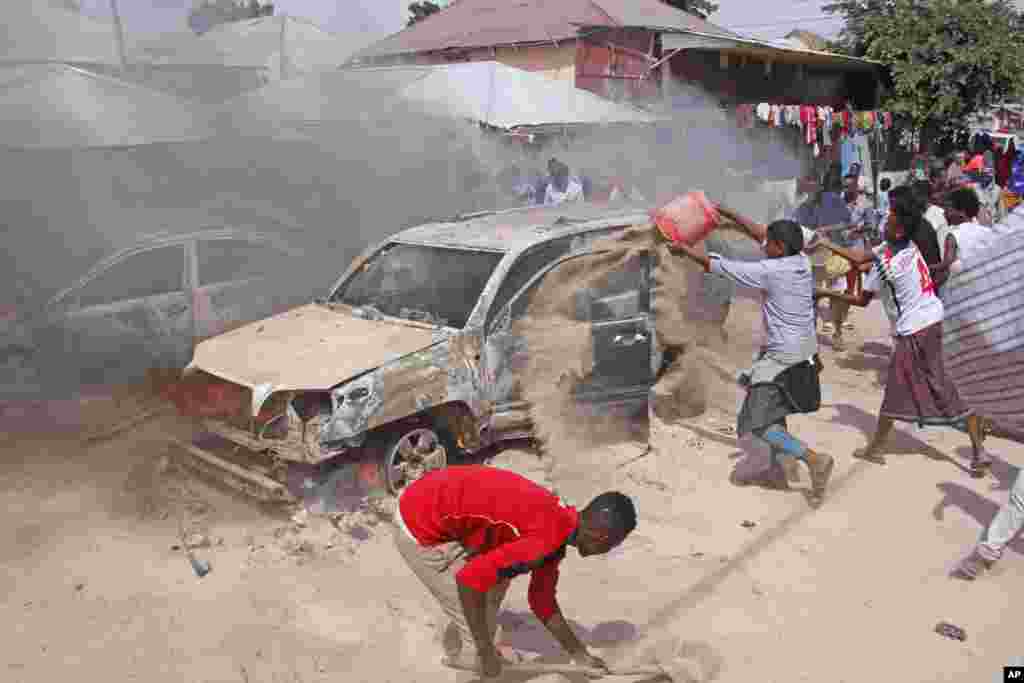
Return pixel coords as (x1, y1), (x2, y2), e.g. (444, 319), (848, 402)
(734, 102), (907, 157)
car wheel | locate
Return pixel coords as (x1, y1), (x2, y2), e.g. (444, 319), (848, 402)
(378, 424), (462, 496)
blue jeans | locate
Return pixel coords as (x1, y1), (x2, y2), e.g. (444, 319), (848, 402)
(752, 419), (809, 463)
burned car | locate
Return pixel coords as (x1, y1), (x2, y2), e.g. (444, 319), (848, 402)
(1, 229), (313, 393)
(177, 203), (661, 502)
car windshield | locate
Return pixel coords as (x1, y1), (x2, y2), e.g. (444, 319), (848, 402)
(329, 243), (504, 328)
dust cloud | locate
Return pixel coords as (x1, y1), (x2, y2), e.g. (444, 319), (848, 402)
(2, 55), (799, 433)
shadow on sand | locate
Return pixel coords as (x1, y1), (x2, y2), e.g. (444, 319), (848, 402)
(827, 402), (967, 466)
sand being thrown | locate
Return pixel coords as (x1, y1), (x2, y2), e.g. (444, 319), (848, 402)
(513, 219), (764, 491)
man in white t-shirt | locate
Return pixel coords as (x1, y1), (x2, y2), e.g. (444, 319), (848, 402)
(543, 158), (584, 207)
(932, 187), (995, 298)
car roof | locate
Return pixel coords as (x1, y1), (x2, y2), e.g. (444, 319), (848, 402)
(50, 228), (300, 305)
(391, 202), (652, 254)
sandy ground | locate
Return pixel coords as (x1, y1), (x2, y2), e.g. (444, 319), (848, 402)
(2, 298), (1021, 683)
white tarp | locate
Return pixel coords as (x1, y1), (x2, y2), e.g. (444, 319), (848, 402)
(393, 62), (661, 129)
(196, 15), (367, 78)
(942, 207), (1024, 439)
(2, 3), (121, 65)
(0, 64), (217, 149)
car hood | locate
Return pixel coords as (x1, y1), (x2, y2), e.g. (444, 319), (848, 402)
(187, 303), (439, 394)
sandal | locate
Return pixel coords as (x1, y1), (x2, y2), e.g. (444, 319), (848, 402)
(853, 448), (886, 465)
(951, 550), (993, 580)
(969, 460), (991, 479)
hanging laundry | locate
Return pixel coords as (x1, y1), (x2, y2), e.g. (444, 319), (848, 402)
(840, 136), (858, 177)
(883, 112), (893, 129)
(756, 103), (771, 122)
(736, 103), (754, 128)
(822, 107), (833, 147)
(800, 106), (813, 141)
(775, 105), (784, 127)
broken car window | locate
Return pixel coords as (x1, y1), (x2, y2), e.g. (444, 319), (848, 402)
(75, 246), (185, 308)
(329, 243), (503, 329)
(484, 236), (575, 331)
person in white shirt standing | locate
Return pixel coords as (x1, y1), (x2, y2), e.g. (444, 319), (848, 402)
(816, 189), (992, 477)
(543, 158), (584, 207)
(930, 187), (994, 299)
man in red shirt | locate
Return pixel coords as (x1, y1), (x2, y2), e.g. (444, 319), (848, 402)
(394, 465), (637, 678)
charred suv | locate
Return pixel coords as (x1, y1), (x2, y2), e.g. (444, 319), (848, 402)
(176, 203), (662, 502)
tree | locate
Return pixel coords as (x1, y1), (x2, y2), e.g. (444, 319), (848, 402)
(663, 0), (719, 19)
(827, 0), (1024, 142)
(822, 0), (895, 57)
(407, 1), (442, 26)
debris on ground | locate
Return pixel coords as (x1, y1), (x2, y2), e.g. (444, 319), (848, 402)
(934, 622), (967, 642)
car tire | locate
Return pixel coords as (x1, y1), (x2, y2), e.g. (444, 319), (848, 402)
(374, 422), (465, 496)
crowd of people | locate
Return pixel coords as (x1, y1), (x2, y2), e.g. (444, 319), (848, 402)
(390, 154), (1021, 679)
(497, 156), (646, 208)
(665, 168), (1023, 582)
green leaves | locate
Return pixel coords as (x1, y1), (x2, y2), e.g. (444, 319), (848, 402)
(408, 1), (443, 27)
(830, 0), (1024, 135)
(663, 0), (720, 19)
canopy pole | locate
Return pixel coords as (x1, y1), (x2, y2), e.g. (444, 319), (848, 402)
(279, 14), (287, 80)
(109, 0), (129, 71)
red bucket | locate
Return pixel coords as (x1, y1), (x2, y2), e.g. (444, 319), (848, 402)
(651, 191), (720, 246)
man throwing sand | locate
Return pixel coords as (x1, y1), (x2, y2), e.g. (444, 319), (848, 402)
(393, 464), (637, 678)
(667, 210), (835, 508)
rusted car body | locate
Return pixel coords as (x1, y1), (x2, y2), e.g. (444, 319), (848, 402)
(178, 203), (660, 501)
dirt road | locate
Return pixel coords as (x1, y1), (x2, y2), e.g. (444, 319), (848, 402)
(1, 299), (1020, 683)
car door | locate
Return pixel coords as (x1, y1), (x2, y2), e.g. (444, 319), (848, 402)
(56, 244), (192, 379)
(490, 248), (654, 412)
(570, 250), (654, 404)
(480, 228), (630, 409)
(192, 237), (299, 341)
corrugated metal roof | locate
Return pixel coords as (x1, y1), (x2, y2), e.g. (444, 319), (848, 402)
(661, 31), (880, 70)
(0, 64), (217, 149)
(354, 0), (736, 60)
(2, 3), (122, 65)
